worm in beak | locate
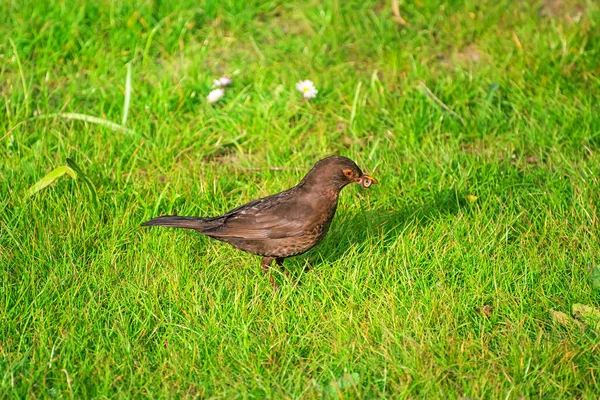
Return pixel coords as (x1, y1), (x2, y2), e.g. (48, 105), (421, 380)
(356, 174), (377, 189)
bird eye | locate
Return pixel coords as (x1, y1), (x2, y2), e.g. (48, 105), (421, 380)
(343, 169), (353, 177)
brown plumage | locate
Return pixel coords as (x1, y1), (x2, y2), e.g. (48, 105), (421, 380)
(141, 156), (377, 286)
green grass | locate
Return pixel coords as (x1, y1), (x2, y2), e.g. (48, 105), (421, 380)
(2, 0), (600, 397)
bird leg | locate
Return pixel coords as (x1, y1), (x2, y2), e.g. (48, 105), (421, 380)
(275, 258), (290, 278)
(261, 257), (276, 288)
(276, 257), (299, 285)
(303, 262), (313, 273)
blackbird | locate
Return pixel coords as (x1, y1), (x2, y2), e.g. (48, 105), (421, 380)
(141, 156), (377, 286)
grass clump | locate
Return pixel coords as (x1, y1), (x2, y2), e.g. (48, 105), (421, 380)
(2, 0), (600, 398)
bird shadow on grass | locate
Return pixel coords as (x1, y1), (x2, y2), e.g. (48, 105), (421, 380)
(151, 188), (473, 286)
(283, 188), (473, 277)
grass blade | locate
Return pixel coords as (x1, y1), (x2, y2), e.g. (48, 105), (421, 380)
(66, 158), (98, 207)
(122, 61), (132, 125)
(26, 166), (76, 198)
(34, 113), (135, 134)
(4, 112), (135, 140)
(9, 38), (29, 117)
(591, 266), (600, 289)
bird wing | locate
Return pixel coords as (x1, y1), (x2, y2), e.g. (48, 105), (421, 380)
(202, 191), (315, 240)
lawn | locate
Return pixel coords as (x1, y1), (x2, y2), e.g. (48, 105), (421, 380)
(2, 0), (600, 398)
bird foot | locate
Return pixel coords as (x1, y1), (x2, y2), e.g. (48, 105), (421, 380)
(261, 257), (294, 288)
(261, 257), (279, 289)
(277, 258), (299, 285)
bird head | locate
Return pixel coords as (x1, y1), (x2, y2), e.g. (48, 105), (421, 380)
(301, 156), (378, 191)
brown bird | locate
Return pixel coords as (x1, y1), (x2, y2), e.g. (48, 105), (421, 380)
(141, 156), (377, 286)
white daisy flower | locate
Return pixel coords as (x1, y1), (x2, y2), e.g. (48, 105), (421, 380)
(207, 88), (225, 104)
(213, 76), (232, 87)
(296, 80), (318, 99)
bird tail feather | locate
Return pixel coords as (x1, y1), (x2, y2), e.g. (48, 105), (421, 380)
(141, 216), (216, 231)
